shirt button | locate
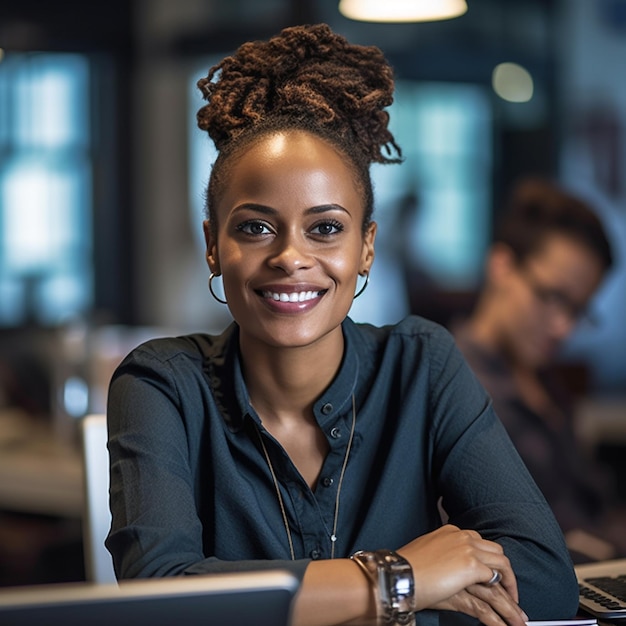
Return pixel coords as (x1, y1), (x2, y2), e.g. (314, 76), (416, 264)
(321, 477), (334, 487)
(330, 427), (341, 439)
(310, 549), (322, 560)
(321, 403), (333, 415)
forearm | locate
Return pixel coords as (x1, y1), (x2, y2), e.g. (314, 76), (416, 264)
(292, 559), (375, 626)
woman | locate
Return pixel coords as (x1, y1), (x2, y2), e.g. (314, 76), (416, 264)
(453, 177), (625, 562)
(106, 23), (578, 626)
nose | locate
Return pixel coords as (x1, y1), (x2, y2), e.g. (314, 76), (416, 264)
(267, 232), (313, 274)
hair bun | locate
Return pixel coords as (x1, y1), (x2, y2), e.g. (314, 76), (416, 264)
(197, 23), (401, 164)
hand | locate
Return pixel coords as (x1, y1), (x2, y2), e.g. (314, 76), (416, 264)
(433, 582), (528, 626)
(397, 525), (528, 626)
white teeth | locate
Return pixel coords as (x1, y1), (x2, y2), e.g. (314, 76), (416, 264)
(263, 290), (319, 302)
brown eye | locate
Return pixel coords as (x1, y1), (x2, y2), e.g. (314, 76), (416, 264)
(311, 220), (343, 236)
(236, 220), (272, 235)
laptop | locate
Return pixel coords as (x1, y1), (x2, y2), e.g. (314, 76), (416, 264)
(0, 569), (299, 626)
(576, 558), (626, 619)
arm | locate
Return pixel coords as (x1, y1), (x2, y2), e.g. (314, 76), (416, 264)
(429, 337), (579, 619)
(294, 529), (529, 626)
(107, 334), (577, 626)
(106, 343), (308, 583)
(294, 330), (565, 626)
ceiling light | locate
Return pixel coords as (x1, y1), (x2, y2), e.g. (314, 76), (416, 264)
(338, 0), (468, 23)
(492, 62), (534, 103)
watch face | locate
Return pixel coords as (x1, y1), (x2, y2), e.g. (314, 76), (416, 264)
(394, 575), (414, 601)
(375, 551), (416, 620)
(352, 550), (416, 624)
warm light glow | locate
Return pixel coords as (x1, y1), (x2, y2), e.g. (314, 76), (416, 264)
(0, 49), (5, 63)
(492, 62), (534, 103)
(339, 0), (468, 22)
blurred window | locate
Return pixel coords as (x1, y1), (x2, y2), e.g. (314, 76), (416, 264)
(372, 80), (492, 290)
(0, 53), (93, 326)
(188, 62), (220, 251)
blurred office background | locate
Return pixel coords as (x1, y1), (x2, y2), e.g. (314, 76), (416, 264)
(0, 0), (624, 586)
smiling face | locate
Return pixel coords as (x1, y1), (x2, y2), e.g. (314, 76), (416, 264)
(204, 130), (376, 352)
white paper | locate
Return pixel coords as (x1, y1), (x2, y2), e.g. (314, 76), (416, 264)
(526, 617), (598, 626)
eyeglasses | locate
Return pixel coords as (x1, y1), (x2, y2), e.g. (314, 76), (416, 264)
(518, 269), (597, 327)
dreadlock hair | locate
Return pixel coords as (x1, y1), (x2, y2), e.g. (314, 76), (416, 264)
(495, 177), (613, 272)
(196, 23), (402, 236)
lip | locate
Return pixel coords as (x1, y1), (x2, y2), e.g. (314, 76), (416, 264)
(254, 283), (329, 313)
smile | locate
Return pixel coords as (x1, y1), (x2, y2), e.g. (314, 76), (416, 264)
(261, 290), (323, 302)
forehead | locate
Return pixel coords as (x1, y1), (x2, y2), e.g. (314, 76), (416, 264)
(216, 130), (363, 214)
(528, 234), (605, 291)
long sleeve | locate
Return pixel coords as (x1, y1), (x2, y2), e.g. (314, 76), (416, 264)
(428, 336), (579, 619)
(105, 334), (309, 584)
(105, 319), (579, 623)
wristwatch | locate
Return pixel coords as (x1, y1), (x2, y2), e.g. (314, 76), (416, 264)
(351, 549), (416, 625)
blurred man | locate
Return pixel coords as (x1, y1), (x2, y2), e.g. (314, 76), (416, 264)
(454, 177), (625, 562)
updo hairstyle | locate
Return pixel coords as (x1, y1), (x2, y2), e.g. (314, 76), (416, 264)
(196, 23), (402, 234)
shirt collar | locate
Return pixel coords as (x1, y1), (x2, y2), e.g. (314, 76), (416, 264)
(206, 319), (362, 432)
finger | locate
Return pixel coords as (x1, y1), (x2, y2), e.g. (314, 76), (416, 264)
(436, 587), (513, 626)
(460, 591), (509, 626)
(468, 582), (528, 626)
(473, 536), (506, 554)
(487, 557), (518, 604)
(499, 570), (519, 605)
(470, 548), (518, 604)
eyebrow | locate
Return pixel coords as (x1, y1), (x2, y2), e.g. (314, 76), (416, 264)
(232, 203), (351, 217)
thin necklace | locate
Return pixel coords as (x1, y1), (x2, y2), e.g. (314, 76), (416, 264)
(254, 393), (357, 560)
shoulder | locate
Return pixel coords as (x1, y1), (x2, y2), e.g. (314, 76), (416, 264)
(108, 326), (239, 418)
(347, 314), (458, 359)
(128, 335), (208, 364)
(451, 321), (517, 403)
(345, 315), (464, 388)
(116, 324), (236, 373)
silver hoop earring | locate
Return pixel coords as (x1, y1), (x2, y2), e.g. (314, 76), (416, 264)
(209, 272), (228, 304)
(353, 272), (369, 300)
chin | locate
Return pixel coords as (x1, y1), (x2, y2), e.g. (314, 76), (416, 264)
(528, 351), (553, 371)
(253, 323), (336, 350)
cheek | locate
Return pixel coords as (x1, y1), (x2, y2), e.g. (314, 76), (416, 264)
(500, 286), (535, 334)
(324, 246), (362, 283)
(216, 245), (250, 296)
(513, 302), (545, 345)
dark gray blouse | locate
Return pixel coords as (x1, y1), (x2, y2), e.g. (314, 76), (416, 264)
(106, 315), (578, 621)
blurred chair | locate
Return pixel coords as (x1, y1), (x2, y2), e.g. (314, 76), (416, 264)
(80, 413), (116, 583)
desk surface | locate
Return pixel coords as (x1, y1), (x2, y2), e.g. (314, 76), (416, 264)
(0, 410), (83, 518)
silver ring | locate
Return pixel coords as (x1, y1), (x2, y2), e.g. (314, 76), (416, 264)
(486, 569), (502, 586)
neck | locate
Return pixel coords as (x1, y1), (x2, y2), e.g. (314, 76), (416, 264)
(239, 327), (345, 424)
(468, 297), (543, 383)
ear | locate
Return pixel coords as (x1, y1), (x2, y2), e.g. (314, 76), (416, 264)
(203, 220), (220, 274)
(359, 221), (377, 275)
(487, 243), (517, 287)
